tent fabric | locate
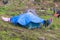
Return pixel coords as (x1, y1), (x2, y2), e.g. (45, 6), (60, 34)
(10, 12), (44, 26)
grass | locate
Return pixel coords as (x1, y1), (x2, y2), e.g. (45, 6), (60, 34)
(0, 0), (60, 40)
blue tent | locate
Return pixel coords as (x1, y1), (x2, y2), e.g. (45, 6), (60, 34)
(10, 12), (45, 29)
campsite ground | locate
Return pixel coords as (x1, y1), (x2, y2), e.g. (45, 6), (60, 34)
(0, 0), (60, 40)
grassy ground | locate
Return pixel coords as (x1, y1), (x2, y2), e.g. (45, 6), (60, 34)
(0, 0), (60, 40)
